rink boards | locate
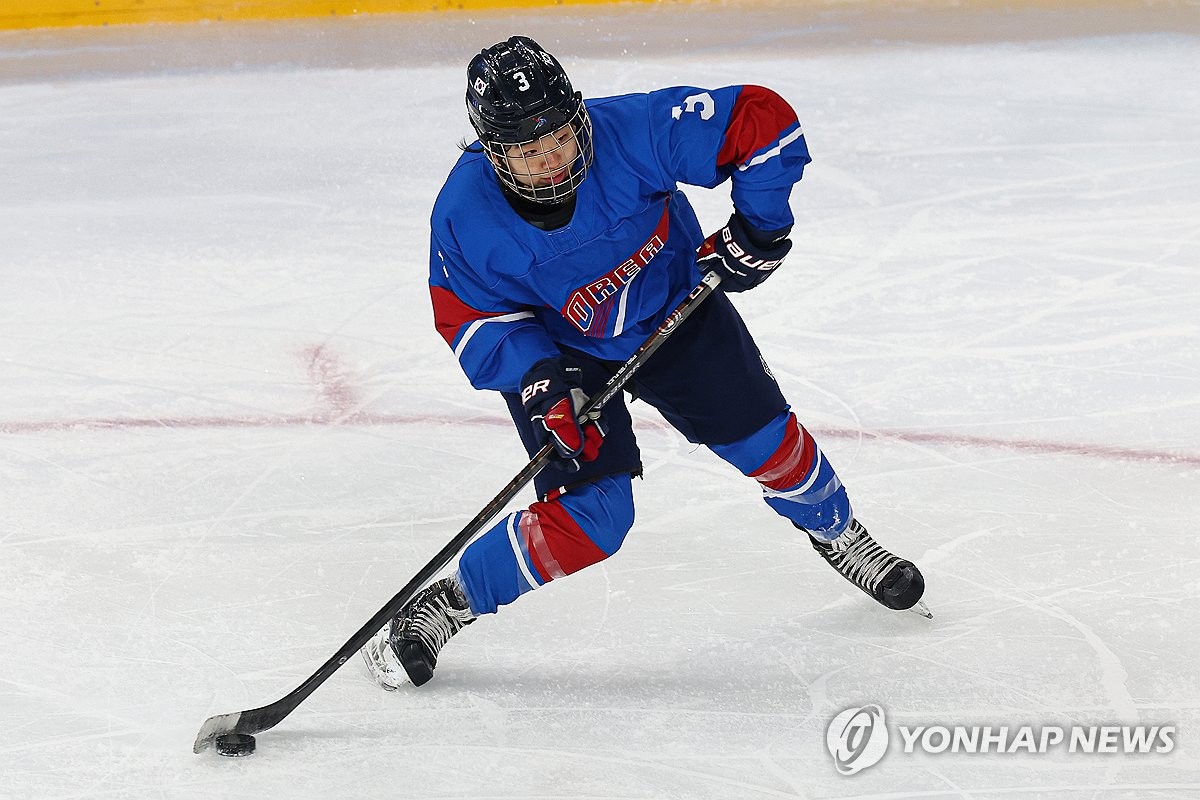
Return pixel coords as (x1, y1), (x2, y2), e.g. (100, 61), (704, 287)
(0, 0), (658, 30)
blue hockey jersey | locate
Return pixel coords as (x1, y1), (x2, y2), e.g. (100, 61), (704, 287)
(428, 84), (811, 393)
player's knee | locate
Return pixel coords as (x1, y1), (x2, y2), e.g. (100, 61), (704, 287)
(526, 472), (635, 578)
(567, 472), (635, 555)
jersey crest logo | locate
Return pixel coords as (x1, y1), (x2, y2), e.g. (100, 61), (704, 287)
(562, 202), (671, 336)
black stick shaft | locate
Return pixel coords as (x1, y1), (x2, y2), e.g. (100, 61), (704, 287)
(193, 271), (722, 753)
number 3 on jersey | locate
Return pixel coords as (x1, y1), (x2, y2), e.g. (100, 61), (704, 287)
(671, 92), (715, 120)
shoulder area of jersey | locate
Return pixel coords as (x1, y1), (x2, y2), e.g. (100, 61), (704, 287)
(583, 92), (648, 116)
(436, 148), (499, 200)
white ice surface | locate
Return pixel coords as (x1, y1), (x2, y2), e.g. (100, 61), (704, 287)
(2, 8), (1199, 799)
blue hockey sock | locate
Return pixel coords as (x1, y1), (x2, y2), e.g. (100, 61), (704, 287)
(456, 473), (634, 615)
(710, 409), (852, 539)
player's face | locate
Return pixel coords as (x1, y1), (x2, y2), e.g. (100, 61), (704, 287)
(501, 125), (580, 190)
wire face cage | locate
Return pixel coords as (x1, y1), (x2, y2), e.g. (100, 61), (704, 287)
(481, 105), (594, 204)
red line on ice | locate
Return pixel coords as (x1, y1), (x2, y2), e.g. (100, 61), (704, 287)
(1, 412), (1197, 467)
(838, 428), (1200, 467)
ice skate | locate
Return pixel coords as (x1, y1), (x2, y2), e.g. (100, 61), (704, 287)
(361, 575), (476, 689)
(808, 519), (931, 618)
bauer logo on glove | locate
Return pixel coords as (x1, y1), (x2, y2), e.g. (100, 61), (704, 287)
(520, 378), (552, 404)
(698, 211), (793, 293)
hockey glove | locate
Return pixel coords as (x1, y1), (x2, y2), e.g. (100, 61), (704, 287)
(519, 356), (605, 471)
(697, 211), (792, 293)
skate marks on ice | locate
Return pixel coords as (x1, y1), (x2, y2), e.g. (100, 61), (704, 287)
(3, 15), (1200, 800)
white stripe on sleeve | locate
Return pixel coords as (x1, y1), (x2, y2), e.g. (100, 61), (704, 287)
(737, 125), (805, 171)
(454, 311), (536, 359)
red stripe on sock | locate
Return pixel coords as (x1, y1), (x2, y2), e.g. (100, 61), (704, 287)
(750, 413), (816, 491)
(519, 510), (565, 580)
(524, 500), (608, 581)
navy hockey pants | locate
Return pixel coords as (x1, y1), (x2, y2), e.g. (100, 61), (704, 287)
(457, 290), (853, 615)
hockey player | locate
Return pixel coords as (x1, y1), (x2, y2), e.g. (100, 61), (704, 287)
(362, 36), (927, 689)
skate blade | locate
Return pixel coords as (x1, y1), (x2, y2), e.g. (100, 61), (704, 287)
(907, 599), (933, 619)
(361, 641), (410, 691)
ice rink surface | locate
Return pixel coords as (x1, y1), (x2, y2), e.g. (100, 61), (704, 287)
(2, 2), (1199, 797)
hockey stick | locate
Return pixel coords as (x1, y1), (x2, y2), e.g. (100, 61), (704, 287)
(192, 270), (723, 753)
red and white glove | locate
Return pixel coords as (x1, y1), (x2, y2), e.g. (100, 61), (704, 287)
(519, 356), (605, 471)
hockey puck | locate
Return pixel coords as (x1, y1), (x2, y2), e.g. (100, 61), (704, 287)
(215, 733), (256, 757)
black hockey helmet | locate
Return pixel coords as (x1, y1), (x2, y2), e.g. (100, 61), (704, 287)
(466, 36), (593, 203)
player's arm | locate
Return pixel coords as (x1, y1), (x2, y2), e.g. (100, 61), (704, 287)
(649, 84), (809, 228)
(429, 236), (559, 392)
(712, 84), (809, 232)
(649, 85), (810, 291)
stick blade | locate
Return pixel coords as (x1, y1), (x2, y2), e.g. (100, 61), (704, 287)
(193, 711), (243, 753)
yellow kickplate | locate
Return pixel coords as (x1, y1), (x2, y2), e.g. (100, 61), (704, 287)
(0, 0), (656, 30)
